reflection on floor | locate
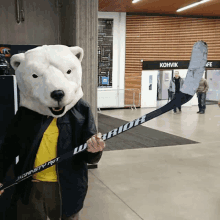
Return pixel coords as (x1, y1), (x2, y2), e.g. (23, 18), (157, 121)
(206, 100), (218, 105)
(157, 99), (218, 107)
(157, 100), (169, 108)
(80, 104), (220, 220)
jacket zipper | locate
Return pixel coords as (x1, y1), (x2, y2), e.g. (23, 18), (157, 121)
(56, 119), (62, 218)
(56, 164), (62, 218)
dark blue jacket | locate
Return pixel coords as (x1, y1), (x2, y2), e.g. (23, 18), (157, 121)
(0, 98), (102, 218)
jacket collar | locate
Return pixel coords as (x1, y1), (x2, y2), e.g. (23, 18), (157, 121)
(19, 100), (85, 125)
(173, 77), (181, 82)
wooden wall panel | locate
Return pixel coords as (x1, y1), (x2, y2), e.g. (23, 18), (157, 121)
(125, 15), (220, 106)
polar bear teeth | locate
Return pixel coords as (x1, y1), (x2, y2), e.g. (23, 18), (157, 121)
(49, 107), (65, 116)
(52, 107), (63, 111)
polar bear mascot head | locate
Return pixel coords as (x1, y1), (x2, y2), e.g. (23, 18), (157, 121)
(10, 45), (84, 118)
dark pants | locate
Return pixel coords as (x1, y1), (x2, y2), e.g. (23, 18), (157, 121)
(17, 182), (79, 220)
(172, 92), (181, 112)
(197, 92), (206, 112)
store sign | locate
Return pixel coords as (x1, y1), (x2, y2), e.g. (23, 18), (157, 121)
(206, 62), (213, 67)
(143, 61), (220, 70)
(160, 62), (178, 68)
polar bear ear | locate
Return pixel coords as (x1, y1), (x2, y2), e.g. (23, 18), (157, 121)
(69, 46), (84, 62)
(10, 53), (25, 70)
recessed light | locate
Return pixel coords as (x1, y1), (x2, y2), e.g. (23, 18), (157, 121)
(132, 0), (142, 3)
(177, 0), (211, 12)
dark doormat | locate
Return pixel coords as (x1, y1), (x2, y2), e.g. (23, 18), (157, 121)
(98, 113), (199, 151)
(206, 100), (218, 105)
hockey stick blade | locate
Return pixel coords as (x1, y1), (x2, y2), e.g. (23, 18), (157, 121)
(0, 41), (208, 191)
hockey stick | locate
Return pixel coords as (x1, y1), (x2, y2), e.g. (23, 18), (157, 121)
(0, 41), (208, 191)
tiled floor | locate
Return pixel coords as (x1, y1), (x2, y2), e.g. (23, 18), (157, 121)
(80, 104), (220, 220)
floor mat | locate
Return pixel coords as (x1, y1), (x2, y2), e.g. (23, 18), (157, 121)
(206, 100), (218, 105)
(98, 113), (199, 151)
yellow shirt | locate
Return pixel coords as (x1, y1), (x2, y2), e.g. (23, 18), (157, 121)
(33, 118), (59, 182)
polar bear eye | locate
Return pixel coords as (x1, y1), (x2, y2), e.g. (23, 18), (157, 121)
(32, 74), (38, 78)
(67, 69), (71, 74)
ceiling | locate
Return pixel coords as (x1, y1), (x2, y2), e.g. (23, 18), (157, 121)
(99, 0), (220, 17)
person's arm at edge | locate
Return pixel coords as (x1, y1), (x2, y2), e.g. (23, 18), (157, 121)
(204, 79), (209, 93)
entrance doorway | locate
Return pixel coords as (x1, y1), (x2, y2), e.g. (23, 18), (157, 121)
(157, 70), (172, 101)
(157, 69), (197, 107)
(206, 70), (220, 104)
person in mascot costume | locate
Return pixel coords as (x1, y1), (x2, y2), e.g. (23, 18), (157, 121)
(0, 45), (106, 220)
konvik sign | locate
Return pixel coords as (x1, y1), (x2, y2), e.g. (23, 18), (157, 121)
(143, 61), (220, 70)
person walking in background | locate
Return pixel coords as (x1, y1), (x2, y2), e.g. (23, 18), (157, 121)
(196, 77), (209, 114)
(169, 71), (184, 113)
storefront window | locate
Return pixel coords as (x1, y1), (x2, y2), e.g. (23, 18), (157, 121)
(207, 70), (220, 101)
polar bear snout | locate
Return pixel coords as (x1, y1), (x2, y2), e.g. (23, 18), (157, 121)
(51, 90), (65, 102)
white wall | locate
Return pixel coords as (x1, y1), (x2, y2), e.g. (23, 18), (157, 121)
(97, 12), (126, 108)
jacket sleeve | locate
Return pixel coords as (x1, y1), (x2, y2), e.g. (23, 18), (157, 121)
(204, 80), (209, 93)
(181, 78), (184, 88)
(81, 104), (103, 165)
(0, 109), (22, 183)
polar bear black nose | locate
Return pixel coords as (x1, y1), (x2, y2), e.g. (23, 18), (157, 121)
(51, 90), (65, 101)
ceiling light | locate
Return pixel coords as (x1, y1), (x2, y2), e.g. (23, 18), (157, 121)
(177, 0), (210, 12)
(132, 0), (142, 3)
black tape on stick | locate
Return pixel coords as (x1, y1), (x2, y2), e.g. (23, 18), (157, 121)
(0, 41), (208, 192)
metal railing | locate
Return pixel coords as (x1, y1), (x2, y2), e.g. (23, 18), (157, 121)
(97, 88), (141, 111)
(124, 88), (141, 110)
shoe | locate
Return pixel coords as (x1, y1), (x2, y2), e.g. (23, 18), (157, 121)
(197, 111), (201, 113)
(179, 109), (181, 112)
(199, 111), (205, 114)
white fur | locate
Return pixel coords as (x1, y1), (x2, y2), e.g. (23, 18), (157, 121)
(10, 45), (84, 117)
